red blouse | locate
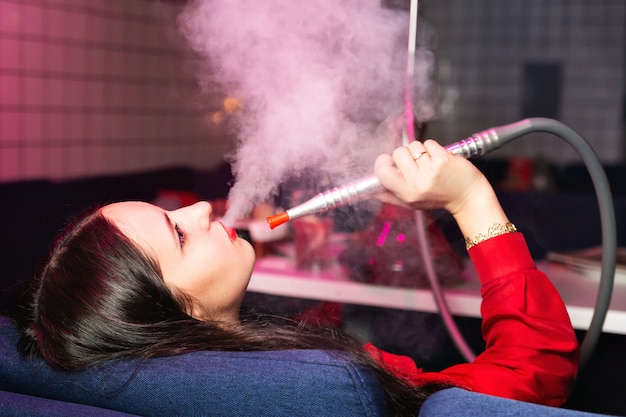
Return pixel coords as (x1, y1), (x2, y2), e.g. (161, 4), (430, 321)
(364, 232), (579, 407)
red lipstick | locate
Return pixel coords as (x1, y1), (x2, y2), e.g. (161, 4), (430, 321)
(220, 222), (238, 241)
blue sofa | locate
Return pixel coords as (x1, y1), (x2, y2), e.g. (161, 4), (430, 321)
(420, 388), (621, 417)
(0, 316), (621, 417)
(0, 317), (387, 417)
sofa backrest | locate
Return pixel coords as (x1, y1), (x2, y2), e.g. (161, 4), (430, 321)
(0, 317), (388, 417)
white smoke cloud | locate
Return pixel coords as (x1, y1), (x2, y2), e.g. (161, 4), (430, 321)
(177, 0), (436, 225)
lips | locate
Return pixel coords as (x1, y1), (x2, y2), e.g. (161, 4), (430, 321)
(219, 222), (238, 241)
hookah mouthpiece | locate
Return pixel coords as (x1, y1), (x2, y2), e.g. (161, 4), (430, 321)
(267, 212), (290, 229)
(266, 119), (536, 229)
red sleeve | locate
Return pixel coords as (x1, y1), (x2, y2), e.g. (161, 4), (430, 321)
(366, 233), (579, 407)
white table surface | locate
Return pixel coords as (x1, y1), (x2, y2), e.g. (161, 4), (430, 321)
(248, 254), (626, 335)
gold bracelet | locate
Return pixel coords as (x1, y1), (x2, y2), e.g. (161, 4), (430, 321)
(465, 222), (517, 250)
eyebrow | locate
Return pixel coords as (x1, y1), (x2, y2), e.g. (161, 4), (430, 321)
(163, 212), (180, 251)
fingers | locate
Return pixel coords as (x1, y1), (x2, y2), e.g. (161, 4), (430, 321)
(422, 139), (450, 157)
(404, 140), (429, 162)
(403, 139), (451, 172)
(390, 141), (429, 178)
(375, 139), (451, 194)
(374, 154), (413, 209)
(413, 151), (429, 161)
(374, 153), (403, 187)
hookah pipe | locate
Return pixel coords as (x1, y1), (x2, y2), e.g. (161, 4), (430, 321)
(267, 117), (616, 368)
(267, 118), (534, 229)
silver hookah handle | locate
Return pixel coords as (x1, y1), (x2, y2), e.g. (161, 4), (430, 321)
(286, 119), (535, 220)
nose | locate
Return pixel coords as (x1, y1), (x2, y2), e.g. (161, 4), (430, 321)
(176, 201), (212, 230)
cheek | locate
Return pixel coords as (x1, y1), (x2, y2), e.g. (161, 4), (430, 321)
(179, 238), (254, 293)
(194, 241), (247, 279)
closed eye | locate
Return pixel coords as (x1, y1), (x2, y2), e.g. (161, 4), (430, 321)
(174, 223), (186, 247)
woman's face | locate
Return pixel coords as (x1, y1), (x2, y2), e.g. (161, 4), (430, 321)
(102, 201), (255, 323)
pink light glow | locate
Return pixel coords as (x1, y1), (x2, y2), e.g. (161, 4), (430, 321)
(376, 221), (392, 247)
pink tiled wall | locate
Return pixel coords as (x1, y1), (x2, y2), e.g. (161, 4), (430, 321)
(0, 0), (230, 182)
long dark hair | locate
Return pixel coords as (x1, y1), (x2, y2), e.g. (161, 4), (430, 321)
(7, 208), (452, 416)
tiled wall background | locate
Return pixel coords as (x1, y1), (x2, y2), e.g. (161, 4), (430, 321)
(0, 0), (624, 182)
(422, 0), (625, 164)
(0, 0), (231, 182)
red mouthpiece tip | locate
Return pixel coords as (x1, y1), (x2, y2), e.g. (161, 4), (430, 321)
(267, 212), (290, 229)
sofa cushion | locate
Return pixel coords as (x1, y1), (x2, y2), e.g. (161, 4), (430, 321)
(0, 389), (140, 417)
(419, 388), (613, 417)
(0, 317), (388, 417)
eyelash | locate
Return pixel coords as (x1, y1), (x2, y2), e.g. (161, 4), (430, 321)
(174, 223), (186, 247)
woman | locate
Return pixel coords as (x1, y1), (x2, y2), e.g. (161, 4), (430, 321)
(7, 140), (578, 416)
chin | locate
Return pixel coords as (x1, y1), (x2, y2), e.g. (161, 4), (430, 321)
(241, 240), (256, 264)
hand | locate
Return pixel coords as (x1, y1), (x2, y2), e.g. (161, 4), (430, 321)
(374, 139), (510, 239)
(374, 139), (483, 213)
